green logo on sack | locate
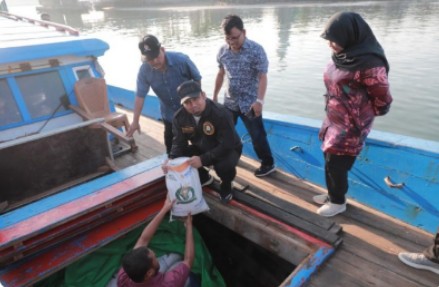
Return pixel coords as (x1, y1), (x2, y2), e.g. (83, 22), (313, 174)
(176, 185), (196, 204)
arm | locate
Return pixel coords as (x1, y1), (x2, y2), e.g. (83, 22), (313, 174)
(133, 197), (173, 249)
(185, 54), (202, 85)
(251, 73), (268, 117)
(126, 96), (145, 137)
(362, 66), (393, 116)
(213, 67), (225, 103)
(182, 214), (194, 269)
(199, 111), (236, 166)
(169, 115), (189, 159)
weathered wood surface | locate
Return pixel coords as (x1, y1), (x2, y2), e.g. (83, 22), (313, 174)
(0, 121), (111, 210)
(118, 108), (438, 287)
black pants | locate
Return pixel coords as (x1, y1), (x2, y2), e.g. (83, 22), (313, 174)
(324, 153), (356, 204)
(164, 120), (173, 155)
(424, 230), (439, 263)
(185, 146), (242, 184)
(230, 110), (274, 167)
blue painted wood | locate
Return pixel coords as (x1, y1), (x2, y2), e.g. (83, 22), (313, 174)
(0, 38), (109, 65)
(288, 246), (335, 287)
(0, 154), (166, 229)
(108, 85), (164, 121)
(112, 91), (439, 234)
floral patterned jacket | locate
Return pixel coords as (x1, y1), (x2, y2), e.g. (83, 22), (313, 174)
(319, 62), (392, 156)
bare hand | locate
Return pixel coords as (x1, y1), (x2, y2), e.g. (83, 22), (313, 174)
(162, 196), (174, 212)
(185, 213), (192, 227)
(251, 101), (263, 117)
(126, 121), (141, 137)
(161, 159), (169, 174)
(187, 156), (202, 169)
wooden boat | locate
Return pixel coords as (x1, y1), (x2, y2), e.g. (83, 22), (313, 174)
(0, 10), (438, 287)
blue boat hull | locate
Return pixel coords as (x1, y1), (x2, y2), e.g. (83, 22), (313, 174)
(108, 85), (439, 234)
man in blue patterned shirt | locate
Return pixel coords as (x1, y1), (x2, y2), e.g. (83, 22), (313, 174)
(127, 35), (202, 155)
(213, 14), (275, 177)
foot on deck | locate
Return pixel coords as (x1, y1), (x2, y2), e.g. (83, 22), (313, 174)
(317, 202), (346, 217)
(220, 193), (233, 204)
(313, 194), (329, 205)
(199, 168), (214, 187)
(398, 252), (439, 274)
(219, 181), (233, 204)
(201, 174), (214, 187)
(254, 164), (276, 177)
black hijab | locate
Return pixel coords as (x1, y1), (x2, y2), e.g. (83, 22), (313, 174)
(321, 12), (389, 73)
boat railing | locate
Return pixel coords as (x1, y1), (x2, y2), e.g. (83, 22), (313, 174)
(0, 11), (79, 36)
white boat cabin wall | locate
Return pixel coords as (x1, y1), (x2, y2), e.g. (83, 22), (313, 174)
(0, 56), (103, 143)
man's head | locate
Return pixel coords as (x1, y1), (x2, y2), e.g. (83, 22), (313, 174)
(121, 246), (159, 283)
(177, 80), (206, 116)
(221, 14), (246, 51)
(138, 34), (166, 70)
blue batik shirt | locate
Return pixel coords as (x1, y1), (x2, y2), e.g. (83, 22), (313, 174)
(216, 38), (268, 114)
(136, 51), (202, 123)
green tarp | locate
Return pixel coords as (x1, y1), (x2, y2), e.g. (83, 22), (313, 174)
(36, 216), (225, 287)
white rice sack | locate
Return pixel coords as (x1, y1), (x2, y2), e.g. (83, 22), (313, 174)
(165, 157), (209, 218)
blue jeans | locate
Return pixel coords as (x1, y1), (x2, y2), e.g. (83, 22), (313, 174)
(230, 110), (274, 167)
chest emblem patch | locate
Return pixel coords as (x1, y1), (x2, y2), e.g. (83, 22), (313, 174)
(203, 121), (215, 135)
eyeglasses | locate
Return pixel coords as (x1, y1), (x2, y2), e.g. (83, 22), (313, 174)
(225, 31), (243, 42)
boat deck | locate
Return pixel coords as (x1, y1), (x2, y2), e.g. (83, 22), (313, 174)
(117, 108), (437, 287)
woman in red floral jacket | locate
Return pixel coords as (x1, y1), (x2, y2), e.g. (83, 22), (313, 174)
(313, 11), (393, 217)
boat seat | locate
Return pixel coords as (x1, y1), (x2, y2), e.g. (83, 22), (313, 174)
(70, 78), (137, 152)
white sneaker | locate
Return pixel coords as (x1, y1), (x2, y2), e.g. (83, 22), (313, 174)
(398, 252), (439, 274)
(312, 194), (329, 205)
(317, 202), (346, 217)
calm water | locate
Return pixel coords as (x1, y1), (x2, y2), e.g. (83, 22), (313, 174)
(9, 1), (439, 142)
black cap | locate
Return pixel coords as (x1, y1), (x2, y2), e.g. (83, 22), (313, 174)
(138, 34), (161, 61)
(177, 81), (202, 104)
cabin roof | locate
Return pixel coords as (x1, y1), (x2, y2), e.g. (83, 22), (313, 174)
(0, 12), (109, 65)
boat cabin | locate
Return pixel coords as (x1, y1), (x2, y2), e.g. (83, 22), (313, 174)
(0, 12), (130, 211)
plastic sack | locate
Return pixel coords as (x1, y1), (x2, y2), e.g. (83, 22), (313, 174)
(165, 157), (210, 219)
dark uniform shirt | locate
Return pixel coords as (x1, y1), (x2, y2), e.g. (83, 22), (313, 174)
(170, 99), (242, 166)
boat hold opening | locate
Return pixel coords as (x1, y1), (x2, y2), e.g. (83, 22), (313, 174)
(195, 213), (295, 287)
(0, 159), (342, 287)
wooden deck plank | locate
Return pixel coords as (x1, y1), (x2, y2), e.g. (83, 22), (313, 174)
(117, 109), (438, 287)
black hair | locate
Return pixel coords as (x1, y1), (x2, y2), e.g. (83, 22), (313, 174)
(121, 246), (153, 283)
(221, 14), (244, 34)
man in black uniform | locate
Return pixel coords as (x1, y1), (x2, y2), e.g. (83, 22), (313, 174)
(169, 80), (242, 203)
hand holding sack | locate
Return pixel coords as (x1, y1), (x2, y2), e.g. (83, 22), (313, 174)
(165, 157), (209, 220)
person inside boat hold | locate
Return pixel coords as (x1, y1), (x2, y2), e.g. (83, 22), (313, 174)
(314, 12), (393, 217)
(117, 197), (195, 287)
(168, 80), (242, 204)
(127, 34), (202, 155)
(398, 230), (439, 275)
(212, 14), (275, 178)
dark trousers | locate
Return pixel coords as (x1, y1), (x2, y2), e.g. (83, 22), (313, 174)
(186, 146), (242, 184)
(424, 230), (439, 263)
(164, 120), (173, 155)
(230, 110), (274, 167)
(324, 153), (356, 204)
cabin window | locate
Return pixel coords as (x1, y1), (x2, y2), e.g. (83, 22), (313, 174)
(0, 79), (22, 126)
(73, 66), (94, 80)
(16, 71), (67, 119)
